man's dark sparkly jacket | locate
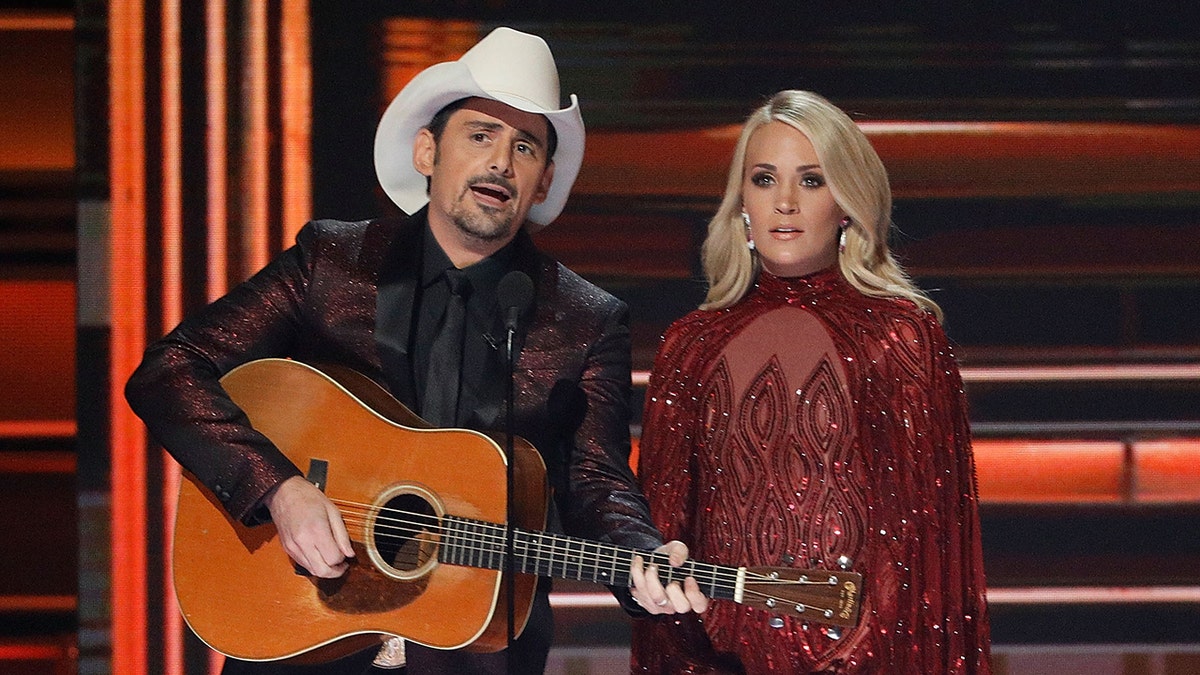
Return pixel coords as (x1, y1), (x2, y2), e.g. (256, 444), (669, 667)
(125, 211), (662, 610)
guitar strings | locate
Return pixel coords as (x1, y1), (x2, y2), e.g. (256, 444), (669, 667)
(339, 506), (686, 582)
(332, 497), (736, 583)
(333, 497), (829, 587)
(327, 496), (850, 608)
(324, 497), (844, 612)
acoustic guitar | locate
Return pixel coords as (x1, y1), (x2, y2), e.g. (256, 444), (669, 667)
(172, 358), (862, 663)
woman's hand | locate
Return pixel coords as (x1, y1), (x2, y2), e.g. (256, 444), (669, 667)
(629, 540), (710, 614)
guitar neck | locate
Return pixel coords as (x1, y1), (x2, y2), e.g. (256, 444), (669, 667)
(439, 515), (739, 600)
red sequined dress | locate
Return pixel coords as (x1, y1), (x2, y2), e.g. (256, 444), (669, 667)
(631, 268), (991, 674)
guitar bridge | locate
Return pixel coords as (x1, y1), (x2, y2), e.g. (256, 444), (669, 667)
(306, 458), (329, 491)
(292, 458), (330, 576)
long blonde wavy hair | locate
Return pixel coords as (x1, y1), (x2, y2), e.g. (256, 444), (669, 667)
(700, 90), (941, 321)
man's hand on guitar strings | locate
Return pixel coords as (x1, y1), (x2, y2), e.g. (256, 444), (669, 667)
(264, 476), (356, 578)
(629, 540), (709, 615)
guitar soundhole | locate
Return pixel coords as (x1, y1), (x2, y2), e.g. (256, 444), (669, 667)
(368, 490), (441, 580)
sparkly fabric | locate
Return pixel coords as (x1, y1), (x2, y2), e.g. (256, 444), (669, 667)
(125, 214), (661, 577)
(631, 268), (991, 674)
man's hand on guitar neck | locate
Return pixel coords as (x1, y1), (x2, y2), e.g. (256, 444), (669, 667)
(629, 540), (710, 615)
(263, 476), (356, 578)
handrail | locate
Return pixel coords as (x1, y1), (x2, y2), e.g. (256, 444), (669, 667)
(548, 585), (1200, 609)
(0, 450), (76, 473)
(633, 363), (1200, 387)
(0, 595), (76, 613)
(0, 421), (76, 440)
(576, 121), (1200, 200)
(962, 363), (1200, 383)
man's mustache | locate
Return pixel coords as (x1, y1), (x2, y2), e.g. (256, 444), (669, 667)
(467, 174), (518, 201)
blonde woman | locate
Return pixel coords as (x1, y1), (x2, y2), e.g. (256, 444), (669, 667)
(631, 90), (991, 674)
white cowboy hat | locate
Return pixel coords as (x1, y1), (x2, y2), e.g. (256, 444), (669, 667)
(373, 27), (584, 231)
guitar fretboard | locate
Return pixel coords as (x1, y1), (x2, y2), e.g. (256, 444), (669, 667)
(439, 515), (739, 601)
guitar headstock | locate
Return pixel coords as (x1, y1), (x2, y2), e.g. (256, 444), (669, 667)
(740, 566), (862, 628)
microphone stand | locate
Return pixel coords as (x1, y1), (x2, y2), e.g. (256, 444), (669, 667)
(504, 318), (517, 674)
(496, 269), (531, 675)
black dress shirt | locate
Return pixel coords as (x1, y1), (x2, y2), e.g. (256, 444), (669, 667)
(412, 224), (518, 429)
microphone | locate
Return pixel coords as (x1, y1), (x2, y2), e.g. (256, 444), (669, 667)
(496, 270), (534, 334)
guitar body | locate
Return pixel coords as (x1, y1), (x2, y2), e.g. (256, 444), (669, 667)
(172, 358), (548, 662)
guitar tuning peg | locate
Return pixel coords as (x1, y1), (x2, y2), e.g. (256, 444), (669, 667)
(836, 555), (852, 570)
(768, 617), (785, 629)
(824, 626), (843, 640)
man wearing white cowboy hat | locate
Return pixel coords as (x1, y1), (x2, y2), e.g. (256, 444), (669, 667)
(127, 26), (706, 675)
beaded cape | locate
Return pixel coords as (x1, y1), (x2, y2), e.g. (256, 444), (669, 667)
(631, 268), (991, 674)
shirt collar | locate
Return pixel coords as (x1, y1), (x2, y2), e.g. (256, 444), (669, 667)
(420, 222), (520, 292)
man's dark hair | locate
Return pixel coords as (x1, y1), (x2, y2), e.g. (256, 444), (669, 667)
(425, 98), (473, 145)
(425, 98), (559, 163)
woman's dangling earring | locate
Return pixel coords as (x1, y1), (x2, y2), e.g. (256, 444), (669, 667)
(839, 216), (851, 253)
(743, 211), (755, 250)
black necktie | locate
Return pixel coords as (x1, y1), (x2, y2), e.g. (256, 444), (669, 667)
(422, 270), (471, 427)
